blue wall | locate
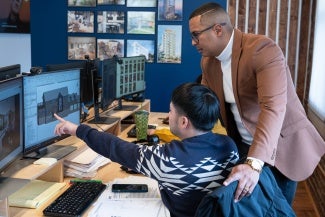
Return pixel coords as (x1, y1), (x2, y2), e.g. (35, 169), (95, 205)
(31, 0), (225, 112)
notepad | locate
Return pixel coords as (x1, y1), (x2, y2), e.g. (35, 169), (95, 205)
(8, 180), (66, 208)
(89, 176), (170, 217)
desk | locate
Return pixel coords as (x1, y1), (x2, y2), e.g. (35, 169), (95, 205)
(6, 109), (169, 217)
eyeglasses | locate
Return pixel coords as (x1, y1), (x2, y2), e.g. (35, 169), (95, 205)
(191, 23), (226, 43)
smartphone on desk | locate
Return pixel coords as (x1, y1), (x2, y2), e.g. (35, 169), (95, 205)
(111, 184), (148, 193)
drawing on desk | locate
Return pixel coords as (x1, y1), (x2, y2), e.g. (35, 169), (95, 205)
(89, 176), (170, 217)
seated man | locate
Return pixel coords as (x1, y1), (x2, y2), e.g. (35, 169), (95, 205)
(54, 83), (239, 217)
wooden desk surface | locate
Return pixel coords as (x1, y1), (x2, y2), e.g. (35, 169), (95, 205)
(8, 111), (169, 217)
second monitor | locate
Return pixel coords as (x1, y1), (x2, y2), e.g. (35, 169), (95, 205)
(89, 55), (146, 124)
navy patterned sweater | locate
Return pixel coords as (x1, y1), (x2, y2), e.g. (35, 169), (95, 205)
(76, 124), (239, 217)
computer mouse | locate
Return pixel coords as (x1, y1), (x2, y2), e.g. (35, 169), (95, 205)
(147, 134), (160, 146)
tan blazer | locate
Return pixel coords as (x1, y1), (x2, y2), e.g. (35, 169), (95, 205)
(201, 29), (325, 181)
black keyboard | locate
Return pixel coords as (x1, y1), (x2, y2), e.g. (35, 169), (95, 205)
(44, 145), (77, 160)
(43, 181), (106, 217)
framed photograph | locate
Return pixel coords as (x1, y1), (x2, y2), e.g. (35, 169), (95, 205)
(0, 0), (30, 33)
(97, 11), (124, 34)
(127, 12), (155, 35)
(97, 0), (125, 5)
(97, 39), (124, 60)
(127, 40), (154, 63)
(157, 25), (182, 64)
(68, 11), (94, 33)
(68, 36), (96, 60)
(158, 0), (183, 21)
(127, 0), (156, 7)
(68, 0), (96, 7)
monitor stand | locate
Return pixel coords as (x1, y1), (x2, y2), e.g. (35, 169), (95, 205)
(23, 147), (49, 159)
(88, 103), (120, 125)
(114, 98), (139, 111)
(88, 115), (120, 125)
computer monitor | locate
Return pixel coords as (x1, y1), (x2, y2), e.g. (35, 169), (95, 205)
(0, 64), (20, 81)
(0, 77), (23, 173)
(87, 55), (146, 124)
(22, 69), (80, 158)
(46, 60), (93, 108)
(88, 57), (120, 125)
(114, 55), (146, 110)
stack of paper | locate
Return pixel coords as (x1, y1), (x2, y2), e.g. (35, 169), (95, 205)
(64, 146), (111, 178)
(89, 176), (170, 217)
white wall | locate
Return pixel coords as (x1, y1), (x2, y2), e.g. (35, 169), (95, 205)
(0, 33), (31, 72)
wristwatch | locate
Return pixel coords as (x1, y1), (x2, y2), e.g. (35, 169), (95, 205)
(244, 159), (262, 173)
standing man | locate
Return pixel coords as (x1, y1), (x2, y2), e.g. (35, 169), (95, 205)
(189, 2), (325, 204)
(54, 83), (239, 217)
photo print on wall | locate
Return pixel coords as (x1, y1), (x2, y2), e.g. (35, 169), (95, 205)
(68, 36), (96, 60)
(68, 0), (96, 7)
(127, 11), (155, 34)
(68, 11), (94, 33)
(127, 40), (154, 63)
(97, 11), (124, 34)
(158, 0), (183, 21)
(127, 0), (156, 7)
(97, 0), (125, 5)
(97, 38), (124, 60)
(157, 25), (182, 64)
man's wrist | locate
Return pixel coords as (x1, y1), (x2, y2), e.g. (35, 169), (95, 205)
(244, 158), (263, 173)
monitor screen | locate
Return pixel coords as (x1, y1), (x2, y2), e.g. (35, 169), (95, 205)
(46, 61), (93, 107)
(0, 64), (20, 81)
(116, 55), (146, 99)
(23, 69), (80, 158)
(0, 77), (23, 173)
(115, 55), (146, 110)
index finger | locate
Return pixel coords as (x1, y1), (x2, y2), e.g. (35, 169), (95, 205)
(54, 113), (65, 122)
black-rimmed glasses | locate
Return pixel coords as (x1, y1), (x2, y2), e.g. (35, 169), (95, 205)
(191, 23), (226, 43)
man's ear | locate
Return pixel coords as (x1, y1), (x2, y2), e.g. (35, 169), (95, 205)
(180, 116), (190, 129)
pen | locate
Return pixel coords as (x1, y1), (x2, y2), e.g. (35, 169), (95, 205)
(70, 179), (102, 184)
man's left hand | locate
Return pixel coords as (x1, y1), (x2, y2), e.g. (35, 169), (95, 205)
(223, 164), (260, 202)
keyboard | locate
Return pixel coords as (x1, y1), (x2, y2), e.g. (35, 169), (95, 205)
(43, 181), (106, 217)
(44, 145), (77, 160)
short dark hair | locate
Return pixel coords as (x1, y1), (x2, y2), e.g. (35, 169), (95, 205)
(171, 83), (220, 131)
(189, 2), (226, 20)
